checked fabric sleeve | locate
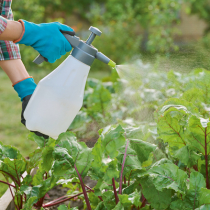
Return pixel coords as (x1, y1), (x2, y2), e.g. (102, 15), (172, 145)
(0, 0), (21, 60)
(0, 15), (7, 34)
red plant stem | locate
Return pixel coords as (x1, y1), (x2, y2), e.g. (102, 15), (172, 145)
(6, 178), (19, 210)
(124, 176), (126, 184)
(43, 195), (68, 205)
(20, 195), (23, 209)
(42, 191), (91, 208)
(74, 165), (92, 210)
(83, 183), (103, 201)
(112, 178), (119, 204)
(119, 140), (129, 194)
(0, 180), (16, 188)
(128, 170), (132, 186)
(34, 195), (46, 208)
(140, 197), (146, 208)
(0, 170), (19, 184)
(193, 165), (198, 171)
(205, 128), (209, 189)
(14, 165), (21, 186)
(39, 196), (45, 207)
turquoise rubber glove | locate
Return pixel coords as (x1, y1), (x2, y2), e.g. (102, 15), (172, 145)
(13, 77), (36, 101)
(15, 20), (73, 63)
(13, 78), (49, 139)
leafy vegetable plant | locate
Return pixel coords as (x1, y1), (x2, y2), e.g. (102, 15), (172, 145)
(2, 67), (210, 209)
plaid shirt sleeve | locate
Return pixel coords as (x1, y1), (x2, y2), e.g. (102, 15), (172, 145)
(0, 15), (7, 34)
(0, 0), (21, 60)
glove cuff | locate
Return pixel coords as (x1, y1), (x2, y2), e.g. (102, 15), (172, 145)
(12, 76), (32, 86)
(13, 20), (25, 43)
(14, 20), (39, 46)
(13, 77), (37, 101)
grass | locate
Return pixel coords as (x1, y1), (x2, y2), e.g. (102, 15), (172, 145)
(0, 66), (110, 197)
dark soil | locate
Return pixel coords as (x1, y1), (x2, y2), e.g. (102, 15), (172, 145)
(43, 177), (97, 210)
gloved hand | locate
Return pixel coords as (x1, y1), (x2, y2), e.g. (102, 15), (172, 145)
(14, 20), (74, 63)
(13, 78), (49, 139)
(21, 95), (49, 139)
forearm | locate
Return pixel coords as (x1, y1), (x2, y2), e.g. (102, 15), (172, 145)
(0, 59), (29, 84)
(0, 20), (23, 41)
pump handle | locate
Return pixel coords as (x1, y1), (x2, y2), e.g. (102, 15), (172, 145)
(33, 30), (77, 65)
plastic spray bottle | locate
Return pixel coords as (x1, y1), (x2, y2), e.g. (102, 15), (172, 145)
(24, 26), (116, 139)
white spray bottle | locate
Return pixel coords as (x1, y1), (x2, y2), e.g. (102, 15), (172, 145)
(24, 26), (116, 139)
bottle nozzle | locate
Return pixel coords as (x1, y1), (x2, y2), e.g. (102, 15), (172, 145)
(95, 52), (116, 67)
(108, 60), (116, 68)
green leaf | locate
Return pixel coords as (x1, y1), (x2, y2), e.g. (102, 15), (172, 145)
(28, 132), (48, 148)
(181, 88), (204, 111)
(91, 137), (107, 179)
(170, 199), (191, 210)
(41, 145), (54, 172)
(117, 141), (143, 176)
(69, 110), (91, 130)
(53, 159), (73, 177)
(130, 139), (156, 163)
(103, 158), (119, 182)
(140, 176), (172, 210)
(140, 205), (151, 210)
(22, 174), (33, 186)
(156, 98), (200, 118)
(157, 106), (188, 149)
(122, 182), (141, 195)
(124, 126), (145, 140)
(20, 185), (39, 200)
(58, 204), (68, 210)
(91, 125), (126, 181)
(27, 148), (42, 174)
(101, 191), (116, 209)
(0, 142), (22, 160)
(56, 177), (80, 186)
(53, 132), (93, 177)
(186, 116), (210, 156)
(185, 171), (206, 209)
(89, 191), (101, 209)
(0, 158), (26, 182)
(199, 188), (210, 206)
(22, 196), (38, 210)
(171, 172), (207, 210)
(195, 204), (210, 210)
(118, 189), (141, 207)
(95, 201), (106, 210)
(101, 125), (126, 158)
(173, 146), (201, 167)
(94, 179), (116, 196)
(149, 163), (187, 193)
(38, 177), (58, 198)
(113, 202), (124, 210)
(87, 82), (111, 117)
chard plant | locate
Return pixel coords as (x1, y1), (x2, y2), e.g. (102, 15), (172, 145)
(0, 124), (157, 209)
(2, 67), (210, 209)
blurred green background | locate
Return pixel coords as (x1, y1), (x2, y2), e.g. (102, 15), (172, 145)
(1, 0), (210, 197)
(12, 0), (210, 72)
